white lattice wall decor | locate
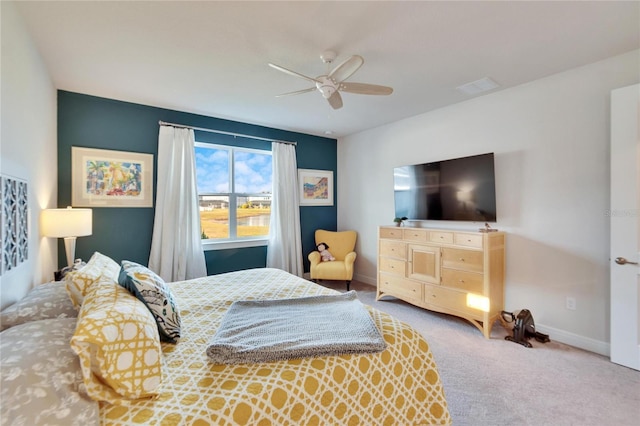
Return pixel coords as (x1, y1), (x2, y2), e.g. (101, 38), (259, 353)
(1, 175), (28, 275)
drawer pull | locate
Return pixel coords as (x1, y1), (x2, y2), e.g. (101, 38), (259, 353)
(459, 279), (465, 283)
(459, 258), (465, 261)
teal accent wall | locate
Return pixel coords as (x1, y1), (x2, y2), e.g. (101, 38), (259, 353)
(204, 246), (268, 275)
(57, 91), (337, 274)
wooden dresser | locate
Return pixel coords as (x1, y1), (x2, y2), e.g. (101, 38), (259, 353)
(377, 226), (506, 338)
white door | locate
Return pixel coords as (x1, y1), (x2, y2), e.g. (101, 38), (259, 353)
(610, 84), (640, 371)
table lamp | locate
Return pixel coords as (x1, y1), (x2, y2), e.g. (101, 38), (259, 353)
(41, 206), (93, 267)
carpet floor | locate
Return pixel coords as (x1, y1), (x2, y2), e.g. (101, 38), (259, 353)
(317, 279), (640, 426)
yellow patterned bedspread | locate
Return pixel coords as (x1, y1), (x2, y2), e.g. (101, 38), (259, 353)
(100, 268), (450, 425)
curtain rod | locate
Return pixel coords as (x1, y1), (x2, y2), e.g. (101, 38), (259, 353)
(158, 120), (296, 145)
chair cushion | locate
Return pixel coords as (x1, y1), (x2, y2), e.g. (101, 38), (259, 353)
(311, 260), (351, 281)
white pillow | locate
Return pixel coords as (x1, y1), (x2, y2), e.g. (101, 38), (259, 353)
(65, 251), (120, 307)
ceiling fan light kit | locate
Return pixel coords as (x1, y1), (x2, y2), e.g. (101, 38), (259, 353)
(316, 76), (337, 99)
(268, 51), (393, 110)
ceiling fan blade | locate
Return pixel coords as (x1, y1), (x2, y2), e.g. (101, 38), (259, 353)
(340, 82), (393, 96)
(275, 87), (316, 97)
(327, 91), (343, 110)
(328, 55), (364, 83)
(268, 63), (319, 84)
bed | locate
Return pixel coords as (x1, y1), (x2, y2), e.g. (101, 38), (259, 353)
(1, 260), (450, 425)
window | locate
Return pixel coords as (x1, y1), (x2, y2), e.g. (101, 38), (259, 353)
(195, 143), (272, 246)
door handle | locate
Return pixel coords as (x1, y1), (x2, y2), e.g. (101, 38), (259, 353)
(615, 257), (639, 265)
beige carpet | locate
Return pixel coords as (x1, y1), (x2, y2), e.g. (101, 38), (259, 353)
(317, 280), (640, 426)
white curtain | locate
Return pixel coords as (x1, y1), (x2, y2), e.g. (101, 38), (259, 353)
(149, 125), (207, 282)
(266, 142), (303, 276)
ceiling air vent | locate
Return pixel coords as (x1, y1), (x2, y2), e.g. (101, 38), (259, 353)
(456, 77), (500, 95)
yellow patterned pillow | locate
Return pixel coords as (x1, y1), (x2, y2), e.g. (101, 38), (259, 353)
(65, 251), (120, 307)
(70, 278), (162, 404)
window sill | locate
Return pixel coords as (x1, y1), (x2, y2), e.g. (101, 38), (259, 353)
(202, 238), (268, 251)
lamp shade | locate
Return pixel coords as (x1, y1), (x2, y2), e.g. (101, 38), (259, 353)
(41, 207), (92, 238)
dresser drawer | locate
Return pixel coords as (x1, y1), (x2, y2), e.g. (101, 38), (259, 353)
(379, 273), (422, 301)
(379, 240), (406, 259)
(403, 228), (428, 242)
(441, 268), (484, 293)
(424, 285), (476, 316)
(441, 248), (484, 273)
(454, 233), (483, 249)
(380, 227), (403, 239)
(379, 257), (406, 276)
(429, 231), (454, 244)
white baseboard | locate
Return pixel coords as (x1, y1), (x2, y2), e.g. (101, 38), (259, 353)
(353, 273), (377, 287)
(304, 272), (377, 288)
(329, 273), (610, 358)
(535, 323), (610, 357)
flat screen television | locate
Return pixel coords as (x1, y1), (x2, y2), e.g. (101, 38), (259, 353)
(394, 153), (497, 222)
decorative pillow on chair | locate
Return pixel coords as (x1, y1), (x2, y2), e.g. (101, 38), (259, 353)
(118, 260), (181, 343)
(0, 282), (77, 331)
(71, 279), (162, 404)
(65, 251), (120, 308)
(1, 318), (100, 425)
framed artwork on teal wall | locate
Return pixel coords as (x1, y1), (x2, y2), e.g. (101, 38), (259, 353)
(71, 147), (154, 208)
(298, 169), (333, 206)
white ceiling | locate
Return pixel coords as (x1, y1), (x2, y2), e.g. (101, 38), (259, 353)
(15, 1), (640, 138)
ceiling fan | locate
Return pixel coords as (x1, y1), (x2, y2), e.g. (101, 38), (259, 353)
(268, 51), (393, 110)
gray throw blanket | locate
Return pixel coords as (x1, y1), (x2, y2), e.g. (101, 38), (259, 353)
(206, 291), (386, 364)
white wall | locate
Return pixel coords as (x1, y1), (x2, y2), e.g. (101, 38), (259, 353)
(338, 50), (639, 354)
(0, 1), (58, 309)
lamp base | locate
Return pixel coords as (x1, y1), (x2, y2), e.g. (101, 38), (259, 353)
(63, 237), (77, 268)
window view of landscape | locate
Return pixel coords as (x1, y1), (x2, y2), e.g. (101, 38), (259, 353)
(195, 144), (272, 240)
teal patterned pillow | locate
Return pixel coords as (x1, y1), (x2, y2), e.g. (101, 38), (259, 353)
(118, 261), (181, 343)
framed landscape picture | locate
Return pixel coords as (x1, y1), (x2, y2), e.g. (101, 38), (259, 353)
(71, 147), (153, 208)
(298, 169), (333, 206)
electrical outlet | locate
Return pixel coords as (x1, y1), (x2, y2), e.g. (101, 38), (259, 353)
(566, 296), (576, 310)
